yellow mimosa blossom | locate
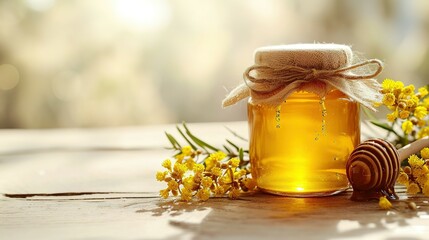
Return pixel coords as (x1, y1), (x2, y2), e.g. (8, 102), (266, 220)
(418, 127), (429, 139)
(228, 188), (241, 199)
(401, 120), (413, 134)
(182, 176), (195, 190)
(201, 176), (213, 188)
(407, 183), (420, 194)
(399, 110), (410, 119)
(382, 93), (395, 106)
(408, 155), (424, 167)
(421, 148), (429, 159)
(160, 188), (170, 199)
(193, 163), (204, 173)
(414, 106), (428, 120)
(162, 159), (172, 170)
(378, 196), (392, 210)
(214, 185), (225, 196)
(382, 79), (402, 92)
(396, 172), (409, 185)
(386, 111), (398, 122)
(156, 171), (167, 181)
(418, 87), (428, 97)
(181, 187), (193, 201)
(417, 120), (426, 127)
(211, 167), (222, 176)
(229, 158), (240, 168)
(416, 174), (428, 187)
(423, 182), (429, 196)
(243, 178), (257, 191)
(196, 188), (210, 201)
(185, 158), (195, 170)
(167, 179), (179, 191)
(402, 85), (415, 95)
(181, 146), (193, 156)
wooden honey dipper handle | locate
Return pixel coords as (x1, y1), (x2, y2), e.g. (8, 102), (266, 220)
(346, 136), (429, 201)
(398, 136), (429, 161)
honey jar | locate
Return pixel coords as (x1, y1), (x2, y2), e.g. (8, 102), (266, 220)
(223, 44), (383, 197)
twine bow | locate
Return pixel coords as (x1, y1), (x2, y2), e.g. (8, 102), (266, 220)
(222, 59), (383, 111)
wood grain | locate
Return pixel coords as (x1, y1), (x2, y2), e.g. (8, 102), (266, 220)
(1, 122), (428, 240)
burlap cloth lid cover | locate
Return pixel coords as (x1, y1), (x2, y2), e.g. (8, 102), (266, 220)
(222, 43), (383, 110)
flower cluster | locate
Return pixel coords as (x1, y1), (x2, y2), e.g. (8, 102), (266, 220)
(156, 146), (256, 201)
(378, 79), (428, 142)
(396, 148), (429, 196)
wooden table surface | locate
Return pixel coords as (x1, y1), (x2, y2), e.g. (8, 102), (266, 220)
(1, 122), (428, 240)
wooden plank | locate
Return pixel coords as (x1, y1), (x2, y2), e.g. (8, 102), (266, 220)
(1, 122), (428, 239)
(1, 189), (429, 240)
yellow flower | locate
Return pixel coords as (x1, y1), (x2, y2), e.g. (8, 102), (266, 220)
(407, 182), (420, 194)
(210, 151), (227, 161)
(160, 188), (170, 199)
(396, 172), (409, 185)
(180, 187), (193, 201)
(402, 85), (415, 95)
(401, 120), (413, 134)
(382, 79), (402, 92)
(418, 87), (428, 97)
(414, 106), (428, 120)
(156, 171), (168, 181)
(182, 176), (195, 190)
(382, 93), (396, 106)
(201, 176), (213, 188)
(214, 185), (225, 196)
(421, 148), (429, 159)
(173, 162), (187, 178)
(407, 95), (419, 108)
(417, 119), (426, 127)
(408, 154), (424, 168)
(423, 165), (429, 174)
(386, 110), (398, 122)
(162, 159), (172, 170)
(211, 167), (222, 177)
(193, 163), (205, 173)
(416, 174), (428, 187)
(243, 178), (257, 191)
(228, 188), (241, 199)
(418, 127), (429, 139)
(205, 157), (217, 170)
(167, 179), (179, 191)
(378, 196), (393, 210)
(185, 158), (195, 170)
(423, 181), (429, 196)
(181, 146), (193, 156)
(398, 110), (410, 119)
(229, 158), (240, 168)
(196, 188), (211, 201)
(234, 169), (247, 179)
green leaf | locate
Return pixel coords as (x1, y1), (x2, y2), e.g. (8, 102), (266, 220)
(370, 120), (402, 138)
(225, 126), (248, 141)
(226, 139), (240, 152)
(165, 132), (181, 149)
(176, 125), (198, 150)
(223, 145), (232, 154)
(370, 121), (394, 132)
(183, 122), (220, 152)
(239, 148), (244, 161)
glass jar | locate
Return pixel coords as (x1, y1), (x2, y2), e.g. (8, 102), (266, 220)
(247, 44), (361, 197)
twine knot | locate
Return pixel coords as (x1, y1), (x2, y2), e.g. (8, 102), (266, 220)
(223, 59), (383, 111)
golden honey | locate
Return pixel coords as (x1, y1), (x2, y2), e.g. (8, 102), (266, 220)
(248, 90), (360, 196)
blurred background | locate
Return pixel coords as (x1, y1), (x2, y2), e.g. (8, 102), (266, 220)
(0, 0), (428, 128)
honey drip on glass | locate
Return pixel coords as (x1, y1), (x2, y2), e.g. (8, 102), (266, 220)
(248, 90), (360, 196)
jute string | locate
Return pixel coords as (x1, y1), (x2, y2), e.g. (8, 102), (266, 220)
(222, 59), (383, 110)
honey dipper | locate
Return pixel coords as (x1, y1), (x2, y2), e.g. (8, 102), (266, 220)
(346, 136), (429, 201)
